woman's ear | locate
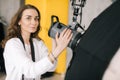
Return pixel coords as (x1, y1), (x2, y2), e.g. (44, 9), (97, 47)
(18, 21), (21, 26)
(18, 23), (20, 26)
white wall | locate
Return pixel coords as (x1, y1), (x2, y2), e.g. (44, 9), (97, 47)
(0, 0), (24, 35)
(0, 0), (21, 24)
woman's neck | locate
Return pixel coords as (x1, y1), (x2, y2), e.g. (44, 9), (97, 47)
(21, 33), (31, 45)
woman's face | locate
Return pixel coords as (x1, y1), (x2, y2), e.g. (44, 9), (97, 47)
(19, 9), (39, 35)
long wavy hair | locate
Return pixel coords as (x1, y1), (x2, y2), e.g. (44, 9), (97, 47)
(2, 4), (41, 48)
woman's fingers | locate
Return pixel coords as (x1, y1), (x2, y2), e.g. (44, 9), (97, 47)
(55, 28), (73, 47)
(60, 28), (67, 37)
(63, 29), (72, 39)
(60, 29), (72, 43)
(55, 32), (59, 42)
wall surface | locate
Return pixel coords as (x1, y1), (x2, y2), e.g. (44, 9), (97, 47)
(0, 0), (24, 34)
(0, 0), (20, 24)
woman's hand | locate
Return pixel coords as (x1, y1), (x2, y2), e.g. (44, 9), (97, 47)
(56, 28), (72, 49)
(52, 28), (73, 58)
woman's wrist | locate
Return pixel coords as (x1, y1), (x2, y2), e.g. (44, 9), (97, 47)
(52, 46), (65, 58)
(51, 44), (66, 63)
(51, 52), (57, 61)
(48, 53), (57, 63)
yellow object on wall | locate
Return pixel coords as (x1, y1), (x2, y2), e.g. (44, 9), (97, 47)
(25, 0), (69, 74)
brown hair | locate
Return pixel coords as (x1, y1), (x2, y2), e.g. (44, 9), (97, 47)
(2, 4), (41, 48)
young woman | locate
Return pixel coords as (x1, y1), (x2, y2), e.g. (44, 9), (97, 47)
(2, 4), (72, 80)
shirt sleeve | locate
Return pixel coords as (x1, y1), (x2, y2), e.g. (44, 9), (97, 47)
(36, 40), (57, 72)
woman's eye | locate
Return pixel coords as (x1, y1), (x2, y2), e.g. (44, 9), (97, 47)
(35, 17), (39, 21)
(26, 17), (31, 20)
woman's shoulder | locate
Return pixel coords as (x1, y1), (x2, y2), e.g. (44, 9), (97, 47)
(7, 38), (20, 43)
(6, 38), (21, 46)
(7, 38), (43, 44)
(33, 38), (43, 43)
(33, 38), (46, 46)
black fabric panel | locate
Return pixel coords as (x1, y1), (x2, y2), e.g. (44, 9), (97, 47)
(79, 0), (120, 62)
(65, 47), (108, 80)
(65, 1), (120, 80)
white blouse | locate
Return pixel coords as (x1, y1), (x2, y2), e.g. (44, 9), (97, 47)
(3, 38), (57, 80)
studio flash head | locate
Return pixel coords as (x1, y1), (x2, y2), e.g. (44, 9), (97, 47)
(48, 15), (82, 50)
